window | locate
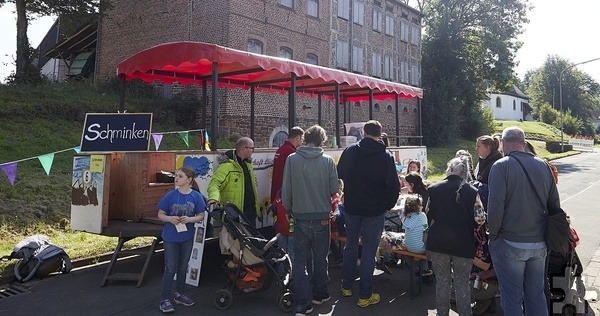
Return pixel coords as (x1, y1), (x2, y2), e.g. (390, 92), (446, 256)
(411, 64), (420, 85)
(352, 46), (363, 73)
(385, 14), (394, 35)
(279, 46), (293, 59)
(403, 107), (408, 112)
(337, 0), (349, 19)
(386, 105), (393, 113)
(354, 1), (364, 25)
(247, 39), (263, 54)
(272, 131), (288, 148)
(372, 52), (382, 77)
(336, 40), (349, 69)
(280, 0), (293, 9)
(308, 0), (318, 17)
(496, 97), (502, 108)
(411, 25), (420, 45)
(306, 53), (318, 65)
(384, 55), (393, 80)
(372, 9), (382, 31)
(513, 100), (516, 110)
(374, 103), (381, 112)
(400, 21), (409, 42)
(400, 61), (408, 82)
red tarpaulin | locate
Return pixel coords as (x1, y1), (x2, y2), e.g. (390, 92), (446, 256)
(116, 41), (423, 101)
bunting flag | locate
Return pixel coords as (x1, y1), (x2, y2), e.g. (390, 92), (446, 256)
(204, 129), (211, 151)
(1, 162), (17, 185)
(37, 153), (55, 176)
(179, 131), (189, 147)
(153, 134), (163, 151)
(73, 146), (81, 153)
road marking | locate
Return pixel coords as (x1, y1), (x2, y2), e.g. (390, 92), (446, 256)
(563, 179), (600, 203)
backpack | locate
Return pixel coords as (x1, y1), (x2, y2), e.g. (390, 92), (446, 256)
(2, 235), (72, 282)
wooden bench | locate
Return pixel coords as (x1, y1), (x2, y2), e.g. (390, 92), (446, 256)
(392, 248), (429, 298)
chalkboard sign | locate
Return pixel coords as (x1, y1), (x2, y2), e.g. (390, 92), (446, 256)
(80, 113), (153, 152)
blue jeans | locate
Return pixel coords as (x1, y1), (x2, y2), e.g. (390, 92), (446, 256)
(161, 238), (193, 300)
(489, 238), (548, 316)
(292, 219), (330, 310)
(341, 213), (384, 298)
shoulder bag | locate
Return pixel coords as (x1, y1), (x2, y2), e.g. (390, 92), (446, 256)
(510, 154), (573, 257)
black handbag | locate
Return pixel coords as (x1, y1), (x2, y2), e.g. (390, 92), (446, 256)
(510, 154), (573, 257)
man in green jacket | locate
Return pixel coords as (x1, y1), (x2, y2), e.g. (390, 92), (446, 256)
(208, 137), (261, 227)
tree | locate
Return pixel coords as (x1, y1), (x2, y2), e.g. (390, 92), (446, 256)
(419, 0), (530, 145)
(0, 0), (106, 83)
(524, 55), (600, 121)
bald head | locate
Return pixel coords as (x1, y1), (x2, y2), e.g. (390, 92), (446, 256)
(235, 137), (255, 159)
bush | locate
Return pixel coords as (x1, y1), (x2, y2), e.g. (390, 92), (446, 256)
(538, 103), (559, 125)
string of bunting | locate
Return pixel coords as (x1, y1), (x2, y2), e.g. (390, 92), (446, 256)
(0, 128), (211, 186)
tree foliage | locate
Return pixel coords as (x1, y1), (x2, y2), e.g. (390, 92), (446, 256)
(420, 0), (530, 146)
(0, 0), (107, 83)
(538, 103), (559, 125)
(524, 55), (600, 122)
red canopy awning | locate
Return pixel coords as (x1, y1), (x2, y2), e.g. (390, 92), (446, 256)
(116, 41), (423, 101)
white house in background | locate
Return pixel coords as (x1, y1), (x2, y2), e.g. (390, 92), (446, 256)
(482, 85), (532, 121)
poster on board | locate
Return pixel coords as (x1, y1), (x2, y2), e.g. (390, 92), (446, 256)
(80, 113), (152, 152)
(70, 155), (105, 234)
(185, 216), (208, 286)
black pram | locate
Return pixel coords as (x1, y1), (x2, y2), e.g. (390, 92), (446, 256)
(209, 203), (293, 311)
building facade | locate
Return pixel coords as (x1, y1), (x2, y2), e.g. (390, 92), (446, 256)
(96, 0), (423, 147)
(482, 86), (531, 121)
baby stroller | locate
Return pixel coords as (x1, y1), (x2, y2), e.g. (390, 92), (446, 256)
(209, 203), (293, 311)
(547, 228), (587, 315)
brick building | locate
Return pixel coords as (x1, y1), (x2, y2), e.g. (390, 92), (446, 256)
(96, 0), (422, 147)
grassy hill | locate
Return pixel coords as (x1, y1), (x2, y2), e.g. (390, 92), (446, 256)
(0, 81), (572, 276)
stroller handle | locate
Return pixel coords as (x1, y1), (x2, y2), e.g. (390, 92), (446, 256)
(263, 233), (280, 251)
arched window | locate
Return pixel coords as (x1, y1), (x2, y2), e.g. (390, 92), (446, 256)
(496, 96), (502, 108)
(386, 105), (393, 113)
(279, 46), (293, 59)
(247, 39), (263, 54)
(306, 53), (318, 65)
(513, 100), (516, 110)
(403, 107), (408, 112)
(272, 131), (288, 148)
(374, 103), (381, 111)
(413, 108), (417, 114)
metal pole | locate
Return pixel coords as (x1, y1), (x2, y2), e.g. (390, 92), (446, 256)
(211, 62), (218, 151)
(250, 85), (255, 140)
(558, 57), (600, 152)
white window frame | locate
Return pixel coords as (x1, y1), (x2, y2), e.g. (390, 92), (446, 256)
(307, 0), (318, 17)
(384, 55), (393, 80)
(372, 9), (382, 32)
(400, 21), (409, 42)
(353, 1), (364, 25)
(385, 14), (394, 36)
(336, 40), (349, 69)
(337, 0), (349, 20)
(372, 52), (382, 77)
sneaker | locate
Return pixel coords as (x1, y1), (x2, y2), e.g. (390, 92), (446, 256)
(341, 285), (353, 297)
(312, 293), (331, 305)
(159, 299), (175, 313)
(357, 293), (380, 308)
(173, 292), (195, 306)
(295, 304), (313, 316)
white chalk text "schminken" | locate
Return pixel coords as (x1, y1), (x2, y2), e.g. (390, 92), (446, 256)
(85, 123), (149, 143)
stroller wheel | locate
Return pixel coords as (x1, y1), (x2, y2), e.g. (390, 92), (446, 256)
(214, 289), (233, 310)
(278, 291), (294, 312)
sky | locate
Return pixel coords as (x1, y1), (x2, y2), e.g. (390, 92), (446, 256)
(1, 1), (600, 84)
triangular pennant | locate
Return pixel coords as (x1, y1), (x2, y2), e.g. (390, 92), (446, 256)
(37, 153), (55, 176)
(179, 131), (189, 147)
(73, 146), (81, 153)
(153, 134), (163, 151)
(0, 162), (17, 185)
(204, 129), (211, 151)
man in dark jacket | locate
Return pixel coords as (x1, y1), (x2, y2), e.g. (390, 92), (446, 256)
(337, 120), (400, 308)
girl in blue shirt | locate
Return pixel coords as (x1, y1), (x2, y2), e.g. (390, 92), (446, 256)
(157, 167), (206, 313)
